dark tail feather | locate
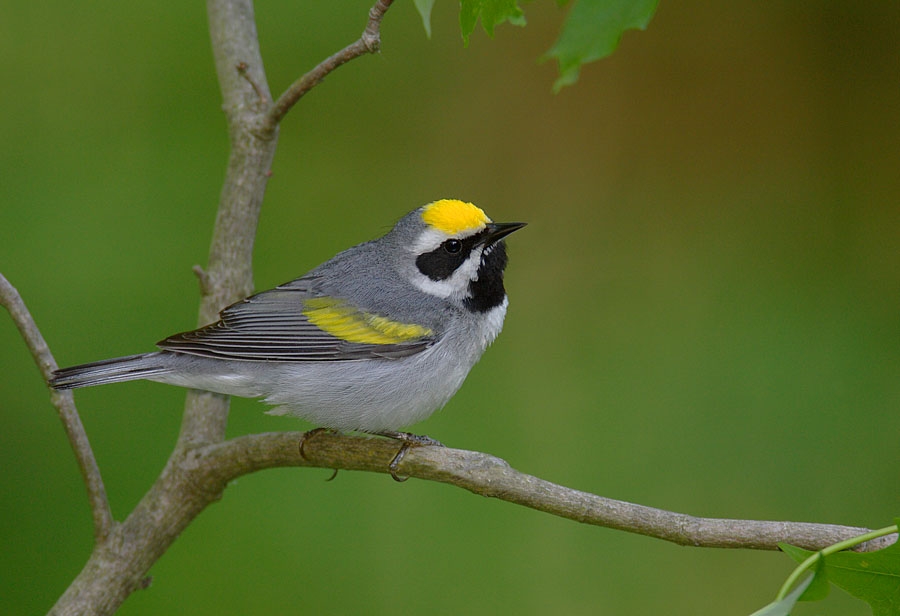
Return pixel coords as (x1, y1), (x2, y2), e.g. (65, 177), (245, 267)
(50, 353), (171, 390)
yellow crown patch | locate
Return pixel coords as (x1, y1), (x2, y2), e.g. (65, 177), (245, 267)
(421, 199), (491, 235)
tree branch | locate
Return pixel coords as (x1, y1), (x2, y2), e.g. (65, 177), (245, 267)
(201, 431), (898, 553)
(185, 0), (396, 445)
(265, 0), (395, 128)
(0, 273), (113, 542)
(178, 0), (282, 448)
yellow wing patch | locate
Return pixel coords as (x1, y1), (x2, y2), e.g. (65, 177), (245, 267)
(303, 297), (432, 345)
(421, 199), (491, 235)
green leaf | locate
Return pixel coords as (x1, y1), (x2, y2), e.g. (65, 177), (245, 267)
(778, 544), (831, 601)
(414, 0), (436, 38)
(544, 0), (659, 91)
(748, 574), (814, 616)
(782, 538), (900, 616)
(459, 0), (526, 45)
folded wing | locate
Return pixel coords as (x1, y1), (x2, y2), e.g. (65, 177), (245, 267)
(159, 277), (434, 361)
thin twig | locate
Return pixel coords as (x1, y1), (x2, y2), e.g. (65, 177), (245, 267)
(0, 272), (113, 542)
(266, 0), (395, 128)
(201, 431), (898, 553)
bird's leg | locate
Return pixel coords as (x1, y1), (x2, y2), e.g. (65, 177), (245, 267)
(376, 431), (445, 482)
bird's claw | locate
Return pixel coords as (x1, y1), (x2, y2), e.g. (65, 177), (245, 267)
(378, 431), (445, 482)
(298, 427), (340, 481)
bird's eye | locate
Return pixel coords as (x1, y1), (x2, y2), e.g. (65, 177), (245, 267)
(444, 239), (462, 254)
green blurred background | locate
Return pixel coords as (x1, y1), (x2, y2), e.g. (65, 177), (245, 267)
(2, 1), (898, 614)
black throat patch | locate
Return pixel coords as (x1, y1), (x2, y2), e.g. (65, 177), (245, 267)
(464, 241), (508, 313)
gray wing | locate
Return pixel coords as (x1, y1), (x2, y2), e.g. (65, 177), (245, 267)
(158, 276), (434, 361)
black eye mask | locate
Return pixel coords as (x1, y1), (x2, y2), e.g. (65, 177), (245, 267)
(415, 232), (486, 281)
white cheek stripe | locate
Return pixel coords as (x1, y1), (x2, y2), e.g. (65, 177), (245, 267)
(411, 275), (455, 298)
(410, 247), (485, 299)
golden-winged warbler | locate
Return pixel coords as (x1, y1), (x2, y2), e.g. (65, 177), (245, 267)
(51, 199), (525, 439)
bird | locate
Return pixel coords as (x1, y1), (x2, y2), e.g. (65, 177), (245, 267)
(50, 199), (525, 466)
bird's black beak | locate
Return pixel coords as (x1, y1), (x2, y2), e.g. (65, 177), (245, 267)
(482, 221), (527, 246)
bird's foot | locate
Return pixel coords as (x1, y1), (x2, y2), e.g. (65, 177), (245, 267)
(376, 431), (445, 482)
